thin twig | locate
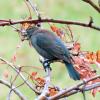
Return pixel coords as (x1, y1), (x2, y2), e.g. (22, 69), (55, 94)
(49, 75), (100, 100)
(8, 76), (29, 100)
(6, 69), (22, 100)
(82, 83), (87, 100)
(7, 89), (12, 100)
(37, 68), (51, 100)
(0, 56), (40, 94)
(24, 0), (32, 18)
(0, 79), (27, 100)
(0, 19), (100, 31)
(26, 0), (41, 19)
(82, 0), (100, 13)
(62, 82), (100, 98)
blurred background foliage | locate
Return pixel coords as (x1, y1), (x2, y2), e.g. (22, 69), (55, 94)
(0, 0), (100, 100)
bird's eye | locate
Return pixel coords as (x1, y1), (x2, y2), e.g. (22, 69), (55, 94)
(36, 23), (41, 27)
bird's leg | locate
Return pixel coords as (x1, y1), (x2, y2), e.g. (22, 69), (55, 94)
(39, 56), (52, 71)
(42, 59), (52, 71)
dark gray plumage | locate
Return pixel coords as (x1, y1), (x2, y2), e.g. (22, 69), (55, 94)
(26, 26), (80, 80)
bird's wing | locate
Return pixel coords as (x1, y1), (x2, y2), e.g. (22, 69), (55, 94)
(36, 33), (71, 63)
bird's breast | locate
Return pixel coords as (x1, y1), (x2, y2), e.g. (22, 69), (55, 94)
(30, 35), (54, 59)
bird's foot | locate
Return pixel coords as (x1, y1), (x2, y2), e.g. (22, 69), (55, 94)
(42, 59), (52, 71)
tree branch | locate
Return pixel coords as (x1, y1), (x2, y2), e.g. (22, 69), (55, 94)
(49, 75), (100, 100)
(0, 56), (40, 95)
(82, 0), (100, 13)
(26, 0), (41, 20)
(59, 82), (100, 99)
(37, 68), (51, 100)
(0, 79), (27, 100)
(0, 19), (100, 31)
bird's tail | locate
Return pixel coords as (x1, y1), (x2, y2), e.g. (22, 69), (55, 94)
(64, 62), (80, 80)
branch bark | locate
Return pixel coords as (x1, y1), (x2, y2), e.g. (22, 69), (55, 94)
(0, 79), (27, 100)
(0, 56), (40, 95)
(0, 19), (100, 31)
(26, 0), (41, 20)
(49, 75), (100, 100)
(82, 0), (100, 13)
(37, 68), (51, 100)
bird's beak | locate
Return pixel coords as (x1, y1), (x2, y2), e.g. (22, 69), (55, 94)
(19, 29), (28, 41)
(21, 29), (26, 33)
(21, 29), (27, 36)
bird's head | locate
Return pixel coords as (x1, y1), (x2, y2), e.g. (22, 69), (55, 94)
(26, 25), (39, 38)
(20, 23), (39, 40)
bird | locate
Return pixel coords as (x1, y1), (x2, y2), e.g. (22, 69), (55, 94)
(25, 25), (80, 80)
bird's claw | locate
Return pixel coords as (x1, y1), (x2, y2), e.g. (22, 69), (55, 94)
(43, 59), (52, 71)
